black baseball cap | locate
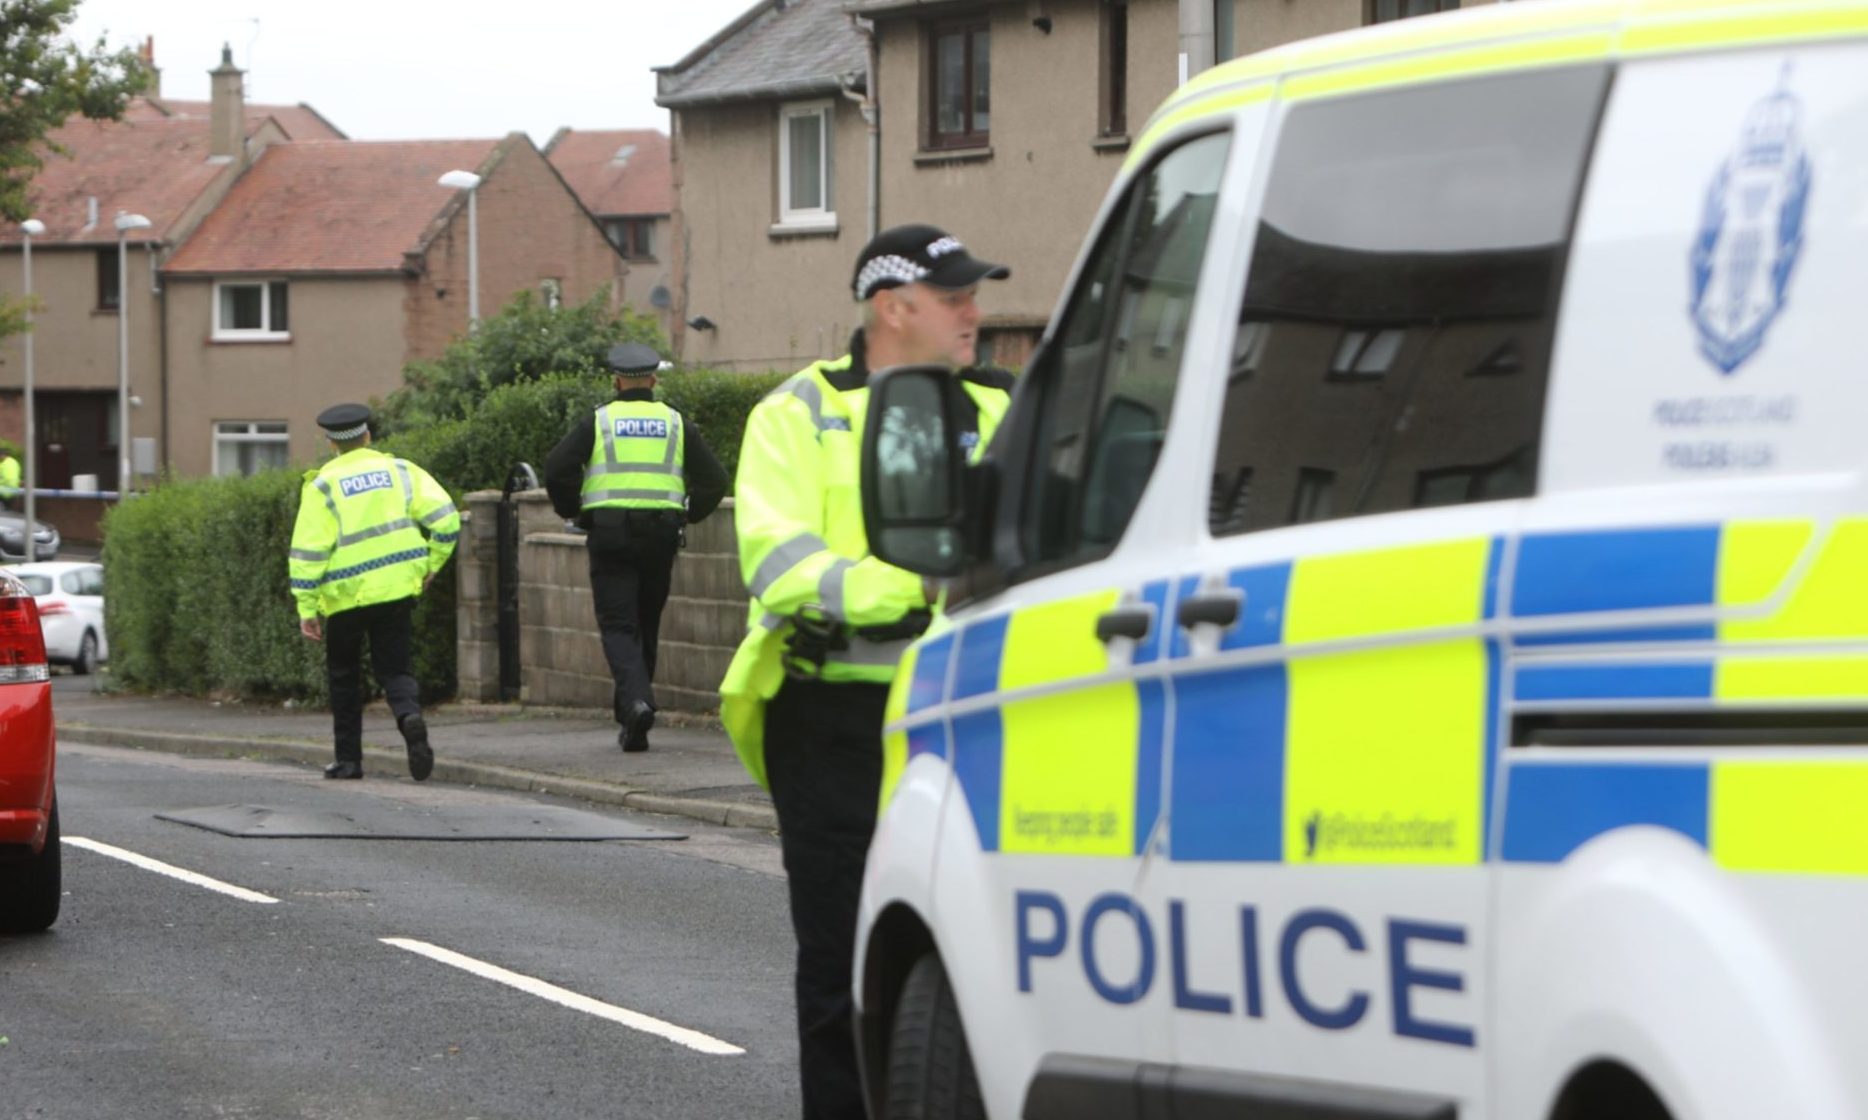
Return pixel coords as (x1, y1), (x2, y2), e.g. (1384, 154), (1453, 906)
(316, 403), (371, 440)
(852, 224), (1009, 301)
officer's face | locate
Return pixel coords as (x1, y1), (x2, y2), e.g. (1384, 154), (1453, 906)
(894, 283), (982, 367)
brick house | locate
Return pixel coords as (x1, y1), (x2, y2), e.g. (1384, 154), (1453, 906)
(656, 0), (1480, 372)
(545, 128), (675, 335)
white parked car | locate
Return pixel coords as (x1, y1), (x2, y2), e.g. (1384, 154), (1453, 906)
(11, 562), (105, 674)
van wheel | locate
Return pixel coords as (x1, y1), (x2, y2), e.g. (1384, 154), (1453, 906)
(884, 954), (985, 1120)
(0, 797), (61, 933)
(73, 631), (97, 676)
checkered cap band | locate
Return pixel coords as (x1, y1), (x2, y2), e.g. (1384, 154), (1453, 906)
(324, 422), (369, 440)
(855, 254), (930, 300)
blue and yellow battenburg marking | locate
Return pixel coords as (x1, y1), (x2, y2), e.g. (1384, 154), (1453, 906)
(884, 516), (1868, 875)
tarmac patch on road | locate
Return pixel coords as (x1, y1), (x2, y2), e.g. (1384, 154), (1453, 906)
(156, 802), (686, 842)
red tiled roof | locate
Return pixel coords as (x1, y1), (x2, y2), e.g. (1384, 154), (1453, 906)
(136, 97), (347, 140)
(545, 129), (671, 217)
(5, 115), (236, 246)
(162, 139), (503, 275)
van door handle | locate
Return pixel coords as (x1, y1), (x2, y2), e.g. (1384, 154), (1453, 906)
(1095, 606), (1153, 644)
(1177, 591), (1241, 630)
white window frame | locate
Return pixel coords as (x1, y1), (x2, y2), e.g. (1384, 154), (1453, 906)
(212, 278), (291, 341)
(213, 420), (290, 477)
(777, 100), (837, 233)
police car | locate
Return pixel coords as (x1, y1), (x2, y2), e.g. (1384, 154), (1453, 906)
(851, 2), (1868, 1118)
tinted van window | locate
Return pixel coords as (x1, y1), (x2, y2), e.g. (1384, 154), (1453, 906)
(1208, 65), (1608, 536)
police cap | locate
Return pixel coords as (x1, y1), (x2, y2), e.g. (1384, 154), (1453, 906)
(316, 403), (372, 441)
(606, 343), (662, 376)
(852, 224), (1009, 301)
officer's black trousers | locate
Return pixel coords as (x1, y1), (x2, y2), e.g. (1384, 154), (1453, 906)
(325, 596), (422, 763)
(587, 513), (680, 720)
(764, 677), (890, 1120)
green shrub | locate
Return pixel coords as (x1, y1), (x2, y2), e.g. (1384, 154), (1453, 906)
(659, 368), (788, 485)
(103, 469), (454, 703)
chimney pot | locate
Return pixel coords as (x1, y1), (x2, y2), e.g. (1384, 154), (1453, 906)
(209, 43), (245, 162)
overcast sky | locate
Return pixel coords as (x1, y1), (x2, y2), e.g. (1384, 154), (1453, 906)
(66, 0), (759, 142)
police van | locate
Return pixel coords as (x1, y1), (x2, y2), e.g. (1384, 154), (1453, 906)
(850, 2), (1868, 1117)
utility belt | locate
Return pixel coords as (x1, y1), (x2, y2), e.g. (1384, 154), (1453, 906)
(782, 604), (932, 679)
(582, 505), (687, 549)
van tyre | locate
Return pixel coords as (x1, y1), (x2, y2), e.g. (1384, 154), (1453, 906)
(885, 954), (985, 1120)
(74, 631), (97, 676)
(0, 797), (61, 933)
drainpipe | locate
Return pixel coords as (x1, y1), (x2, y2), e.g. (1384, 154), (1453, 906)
(845, 13), (880, 242)
(156, 252), (169, 477)
(1178, 0), (1214, 84)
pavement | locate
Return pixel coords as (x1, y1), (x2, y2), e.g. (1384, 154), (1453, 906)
(53, 679), (777, 832)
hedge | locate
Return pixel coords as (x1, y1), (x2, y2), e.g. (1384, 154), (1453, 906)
(102, 365), (790, 701)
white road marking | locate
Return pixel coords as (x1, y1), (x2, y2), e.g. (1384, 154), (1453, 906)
(381, 937), (744, 1056)
(63, 836), (280, 905)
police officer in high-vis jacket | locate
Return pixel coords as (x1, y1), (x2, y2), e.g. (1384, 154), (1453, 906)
(289, 404), (459, 781)
(545, 343), (727, 751)
(720, 225), (1013, 1120)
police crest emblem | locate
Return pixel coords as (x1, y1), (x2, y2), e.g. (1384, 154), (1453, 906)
(1689, 68), (1812, 375)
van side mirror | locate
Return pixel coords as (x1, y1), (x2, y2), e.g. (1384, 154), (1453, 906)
(861, 365), (968, 577)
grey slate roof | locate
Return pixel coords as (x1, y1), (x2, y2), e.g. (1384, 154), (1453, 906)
(655, 0), (867, 109)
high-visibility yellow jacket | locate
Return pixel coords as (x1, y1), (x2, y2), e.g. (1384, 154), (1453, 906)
(582, 400), (686, 512)
(288, 448), (460, 620)
(0, 455), (20, 500)
(721, 344), (1011, 788)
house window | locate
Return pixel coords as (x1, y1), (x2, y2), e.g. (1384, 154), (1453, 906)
(605, 218), (657, 259)
(779, 101), (835, 229)
(1100, 1), (1129, 137)
(96, 249), (120, 311)
(1328, 327), (1405, 380)
(214, 280), (290, 339)
(213, 421), (289, 477)
(1367, 0), (1458, 22)
(927, 17), (990, 150)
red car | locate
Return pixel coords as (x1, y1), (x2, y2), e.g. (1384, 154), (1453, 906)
(0, 568), (58, 932)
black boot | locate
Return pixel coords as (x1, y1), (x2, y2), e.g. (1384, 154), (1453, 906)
(621, 701), (655, 753)
(323, 760), (364, 780)
(399, 713), (434, 781)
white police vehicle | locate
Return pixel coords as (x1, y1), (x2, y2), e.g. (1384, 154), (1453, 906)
(852, 3), (1868, 1118)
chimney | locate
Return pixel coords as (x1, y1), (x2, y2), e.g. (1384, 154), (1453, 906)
(140, 36), (161, 97)
(209, 43), (244, 162)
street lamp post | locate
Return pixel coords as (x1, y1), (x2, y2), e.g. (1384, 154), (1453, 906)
(113, 212), (151, 496)
(20, 218), (44, 533)
(438, 170), (482, 328)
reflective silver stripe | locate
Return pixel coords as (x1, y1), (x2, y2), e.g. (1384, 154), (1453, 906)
(665, 411), (683, 474)
(773, 376), (853, 440)
(758, 611), (785, 631)
(420, 504), (457, 527)
(580, 489), (685, 505)
(289, 548), (329, 562)
(394, 460), (415, 505)
(749, 532), (829, 598)
(818, 558), (853, 620)
(336, 518), (417, 547)
(585, 462), (681, 478)
(837, 635), (915, 667)
(591, 405), (683, 478)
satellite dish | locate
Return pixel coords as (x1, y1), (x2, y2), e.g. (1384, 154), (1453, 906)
(649, 285), (673, 310)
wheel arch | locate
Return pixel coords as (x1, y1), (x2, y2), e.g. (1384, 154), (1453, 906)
(1548, 1059), (1673, 1120)
(860, 901), (939, 1119)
